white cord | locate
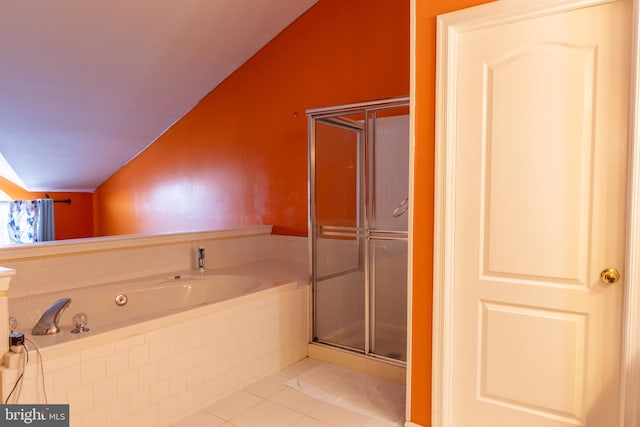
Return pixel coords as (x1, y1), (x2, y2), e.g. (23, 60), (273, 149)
(25, 338), (48, 404)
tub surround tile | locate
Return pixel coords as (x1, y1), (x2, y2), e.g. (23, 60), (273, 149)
(81, 357), (106, 386)
(129, 387), (151, 414)
(43, 352), (82, 374)
(67, 385), (93, 414)
(106, 395), (131, 426)
(80, 404), (108, 427)
(186, 365), (208, 390)
(92, 377), (117, 406)
(175, 350), (195, 374)
(128, 343), (150, 369)
(158, 354), (181, 380)
(148, 339), (169, 362)
(177, 388), (196, 413)
(114, 334), (146, 351)
(81, 343), (115, 362)
(148, 379), (169, 404)
(116, 370), (139, 395)
(105, 350), (129, 377)
(140, 363), (160, 387)
(52, 364), (82, 396)
(168, 373), (188, 397)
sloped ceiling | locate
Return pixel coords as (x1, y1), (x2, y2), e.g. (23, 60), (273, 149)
(0, 0), (318, 191)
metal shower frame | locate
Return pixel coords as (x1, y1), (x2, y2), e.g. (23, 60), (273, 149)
(307, 96), (410, 364)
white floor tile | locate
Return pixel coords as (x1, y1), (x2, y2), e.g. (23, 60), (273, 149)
(277, 358), (323, 379)
(363, 417), (402, 427)
(244, 373), (288, 398)
(230, 400), (304, 427)
(172, 359), (406, 427)
(170, 411), (226, 427)
(268, 386), (323, 415)
(307, 402), (373, 427)
(292, 417), (335, 427)
(204, 390), (262, 421)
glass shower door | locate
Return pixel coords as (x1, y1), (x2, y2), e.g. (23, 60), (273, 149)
(311, 117), (366, 352)
(309, 97), (410, 364)
(366, 110), (409, 361)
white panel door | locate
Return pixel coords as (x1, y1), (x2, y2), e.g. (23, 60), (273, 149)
(440, 0), (631, 426)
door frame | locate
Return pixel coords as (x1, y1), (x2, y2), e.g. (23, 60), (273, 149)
(431, 1), (640, 426)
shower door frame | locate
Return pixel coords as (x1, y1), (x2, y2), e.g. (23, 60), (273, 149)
(307, 96), (410, 364)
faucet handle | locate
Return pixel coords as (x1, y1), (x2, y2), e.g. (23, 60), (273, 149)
(71, 313), (89, 334)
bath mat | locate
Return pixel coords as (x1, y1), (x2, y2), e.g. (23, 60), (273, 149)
(285, 363), (405, 426)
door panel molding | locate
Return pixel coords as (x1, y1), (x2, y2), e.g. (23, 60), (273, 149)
(432, 0), (639, 426)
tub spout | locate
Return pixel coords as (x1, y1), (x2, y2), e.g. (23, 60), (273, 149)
(198, 247), (205, 272)
(32, 298), (71, 335)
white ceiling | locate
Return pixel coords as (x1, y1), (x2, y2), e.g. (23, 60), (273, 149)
(0, 0), (318, 192)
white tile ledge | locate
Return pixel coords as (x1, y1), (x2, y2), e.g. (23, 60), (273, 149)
(0, 267), (15, 292)
(0, 225), (273, 262)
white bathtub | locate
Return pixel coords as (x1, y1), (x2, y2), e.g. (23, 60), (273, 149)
(1, 260), (310, 426)
(9, 269), (293, 347)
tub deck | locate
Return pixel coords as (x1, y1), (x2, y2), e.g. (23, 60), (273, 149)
(5, 259), (308, 362)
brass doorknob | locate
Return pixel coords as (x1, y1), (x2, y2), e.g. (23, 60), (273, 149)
(600, 268), (621, 285)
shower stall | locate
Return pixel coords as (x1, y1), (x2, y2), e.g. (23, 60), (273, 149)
(307, 97), (409, 364)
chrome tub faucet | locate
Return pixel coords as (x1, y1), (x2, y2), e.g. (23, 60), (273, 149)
(198, 247), (205, 272)
(32, 298), (71, 335)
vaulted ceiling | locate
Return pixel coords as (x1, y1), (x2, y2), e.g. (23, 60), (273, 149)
(0, 0), (318, 191)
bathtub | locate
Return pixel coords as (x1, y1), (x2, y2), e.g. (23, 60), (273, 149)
(9, 268), (296, 348)
(1, 260), (310, 426)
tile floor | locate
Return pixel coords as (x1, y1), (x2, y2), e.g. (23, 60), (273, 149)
(171, 358), (403, 427)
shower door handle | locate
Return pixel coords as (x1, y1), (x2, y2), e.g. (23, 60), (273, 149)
(393, 198), (409, 218)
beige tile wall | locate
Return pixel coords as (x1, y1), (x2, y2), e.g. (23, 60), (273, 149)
(4, 233), (273, 299)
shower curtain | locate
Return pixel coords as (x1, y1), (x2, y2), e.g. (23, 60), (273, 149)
(7, 199), (55, 243)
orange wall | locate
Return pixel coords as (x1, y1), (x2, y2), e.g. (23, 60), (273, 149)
(94, 0), (410, 237)
(411, 0), (494, 425)
(0, 177), (94, 240)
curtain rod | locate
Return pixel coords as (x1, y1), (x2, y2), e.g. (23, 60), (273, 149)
(44, 194), (72, 204)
